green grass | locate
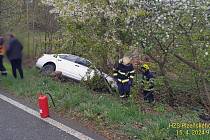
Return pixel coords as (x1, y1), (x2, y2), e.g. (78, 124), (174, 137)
(0, 64), (209, 140)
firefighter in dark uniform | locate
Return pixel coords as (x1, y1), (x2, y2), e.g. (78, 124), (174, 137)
(141, 64), (155, 103)
(113, 57), (135, 98)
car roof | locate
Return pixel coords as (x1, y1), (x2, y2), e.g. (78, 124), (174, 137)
(45, 54), (90, 62)
(59, 54), (79, 59)
(46, 54), (78, 58)
(58, 54), (91, 62)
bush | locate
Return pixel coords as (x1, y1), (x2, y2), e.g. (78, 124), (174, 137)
(81, 71), (111, 93)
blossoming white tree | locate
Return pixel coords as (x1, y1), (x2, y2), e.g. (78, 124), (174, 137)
(42, 0), (210, 113)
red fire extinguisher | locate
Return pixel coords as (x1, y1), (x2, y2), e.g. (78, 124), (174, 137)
(38, 93), (55, 118)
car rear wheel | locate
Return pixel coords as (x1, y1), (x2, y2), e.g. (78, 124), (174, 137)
(41, 64), (55, 75)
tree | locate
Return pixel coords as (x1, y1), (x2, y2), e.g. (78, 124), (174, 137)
(0, 0), (23, 33)
(42, 0), (210, 112)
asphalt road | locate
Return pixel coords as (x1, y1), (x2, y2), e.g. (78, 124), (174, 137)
(0, 93), (107, 140)
(0, 99), (80, 140)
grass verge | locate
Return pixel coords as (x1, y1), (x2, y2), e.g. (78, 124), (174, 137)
(0, 64), (209, 140)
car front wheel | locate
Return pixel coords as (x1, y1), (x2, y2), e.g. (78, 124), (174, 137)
(41, 64), (56, 75)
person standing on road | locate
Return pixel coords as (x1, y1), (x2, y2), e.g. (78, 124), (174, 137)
(113, 56), (135, 98)
(140, 64), (155, 103)
(6, 33), (24, 79)
(0, 36), (7, 76)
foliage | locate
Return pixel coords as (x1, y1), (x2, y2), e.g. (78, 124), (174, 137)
(40, 0), (210, 110)
(1, 0), (210, 138)
(0, 0), (23, 32)
(81, 72), (110, 92)
(1, 65), (209, 140)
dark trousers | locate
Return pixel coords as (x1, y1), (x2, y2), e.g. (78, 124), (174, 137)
(0, 55), (7, 75)
(143, 90), (154, 103)
(117, 82), (131, 96)
(10, 59), (24, 79)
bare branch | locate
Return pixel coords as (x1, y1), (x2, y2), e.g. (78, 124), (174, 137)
(174, 53), (206, 73)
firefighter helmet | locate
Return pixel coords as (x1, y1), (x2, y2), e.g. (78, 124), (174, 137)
(122, 57), (131, 65)
(141, 64), (149, 70)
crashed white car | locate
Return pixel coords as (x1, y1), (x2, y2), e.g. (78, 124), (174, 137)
(36, 54), (116, 87)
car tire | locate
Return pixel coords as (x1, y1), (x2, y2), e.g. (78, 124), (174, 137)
(41, 64), (55, 75)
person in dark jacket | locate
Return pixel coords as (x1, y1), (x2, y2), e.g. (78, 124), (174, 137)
(0, 36), (7, 76)
(141, 64), (155, 103)
(6, 34), (24, 79)
(113, 57), (135, 98)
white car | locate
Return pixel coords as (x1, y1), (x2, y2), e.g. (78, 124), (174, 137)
(36, 54), (116, 87)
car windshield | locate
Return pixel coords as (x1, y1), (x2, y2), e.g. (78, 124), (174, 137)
(75, 57), (92, 67)
(59, 54), (78, 62)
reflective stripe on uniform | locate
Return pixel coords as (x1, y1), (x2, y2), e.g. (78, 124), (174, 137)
(122, 79), (129, 83)
(118, 70), (126, 75)
(118, 79), (129, 83)
(113, 73), (118, 76)
(130, 76), (134, 79)
(130, 70), (135, 73)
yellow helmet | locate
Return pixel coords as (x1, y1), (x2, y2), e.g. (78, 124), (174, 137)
(141, 64), (149, 70)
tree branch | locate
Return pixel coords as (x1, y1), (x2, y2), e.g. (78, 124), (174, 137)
(174, 53), (206, 73)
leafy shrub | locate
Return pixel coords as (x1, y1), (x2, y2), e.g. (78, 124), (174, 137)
(81, 70), (111, 93)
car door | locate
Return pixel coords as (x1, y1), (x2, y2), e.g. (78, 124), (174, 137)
(74, 58), (93, 80)
(56, 55), (79, 80)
